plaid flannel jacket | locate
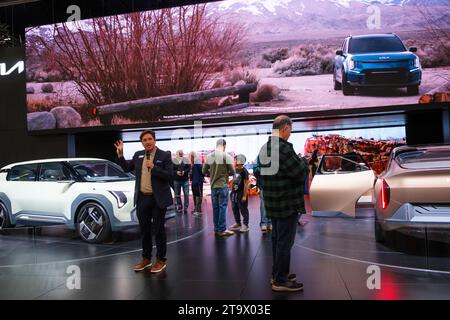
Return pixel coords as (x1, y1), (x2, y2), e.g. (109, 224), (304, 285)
(257, 136), (308, 218)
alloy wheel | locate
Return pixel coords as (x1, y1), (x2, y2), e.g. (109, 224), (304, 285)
(78, 204), (106, 242)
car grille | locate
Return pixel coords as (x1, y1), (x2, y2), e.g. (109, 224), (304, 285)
(363, 68), (409, 84)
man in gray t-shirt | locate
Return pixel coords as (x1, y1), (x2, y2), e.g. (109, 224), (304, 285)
(202, 139), (235, 237)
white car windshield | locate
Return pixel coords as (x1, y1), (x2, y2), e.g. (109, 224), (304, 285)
(69, 160), (134, 182)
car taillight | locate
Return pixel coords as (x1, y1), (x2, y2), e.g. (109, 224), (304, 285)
(380, 179), (390, 210)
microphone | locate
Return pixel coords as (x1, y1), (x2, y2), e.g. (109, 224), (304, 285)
(146, 151), (151, 172)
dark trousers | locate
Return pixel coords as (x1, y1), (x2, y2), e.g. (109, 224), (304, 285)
(136, 193), (167, 261)
(191, 183), (203, 197)
(231, 192), (249, 226)
(174, 180), (189, 211)
(271, 212), (298, 283)
(192, 183), (203, 213)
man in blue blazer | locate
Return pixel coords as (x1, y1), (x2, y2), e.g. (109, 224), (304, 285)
(115, 130), (173, 273)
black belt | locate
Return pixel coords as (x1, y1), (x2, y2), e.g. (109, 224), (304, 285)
(141, 192), (153, 196)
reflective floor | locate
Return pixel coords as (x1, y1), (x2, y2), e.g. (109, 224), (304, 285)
(0, 196), (449, 300)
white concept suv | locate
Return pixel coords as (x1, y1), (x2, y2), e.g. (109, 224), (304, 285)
(0, 158), (141, 243)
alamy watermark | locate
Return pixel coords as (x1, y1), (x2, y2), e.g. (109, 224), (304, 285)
(66, 265), (81, 290)
(367, 5), (382, 30)
(366, 265), (381, 290)
(67, 5), (81, 22)
(169, 121), (281, 175)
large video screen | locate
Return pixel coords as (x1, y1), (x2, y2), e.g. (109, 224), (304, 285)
(25, 0), (449, 131)
(124, 126), (406, 174)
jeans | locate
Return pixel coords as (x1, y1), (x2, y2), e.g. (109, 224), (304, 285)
(211, 187), (229, 233)
(136, 193), (167, 261)
(231, 192), (249, 226)
(272, 212), (298, 283)
(174, 180), (189, 211)
(259, 190), (272, 227)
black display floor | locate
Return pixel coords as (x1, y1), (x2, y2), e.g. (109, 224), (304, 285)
(0, 196), (449, 300)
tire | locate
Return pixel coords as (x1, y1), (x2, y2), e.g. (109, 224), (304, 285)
(333, 71), (341, 90)
(76, 202), (111, 244)
(407, 85), (419, 95)
(342, 71), (354, 96)
(0, 201), (13, 233)
(374, 214), (386, 243)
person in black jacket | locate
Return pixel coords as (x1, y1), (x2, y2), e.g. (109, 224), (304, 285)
(190, 151), (204, 216)
(309, 148), (319, 178)
(254, 155), (272, 232)
(342, 142), (359, 172)
(173, 149), (191, 214)
(114, 130), (173, 274)
(229, 154), (250, 233)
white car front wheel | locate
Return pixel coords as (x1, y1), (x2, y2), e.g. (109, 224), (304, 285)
(76, 202), (111, 243)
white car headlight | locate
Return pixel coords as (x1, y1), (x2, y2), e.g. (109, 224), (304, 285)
(414, 56), (420, 68)
(348, 59), (355, 70)
(108, 191), (127, 208)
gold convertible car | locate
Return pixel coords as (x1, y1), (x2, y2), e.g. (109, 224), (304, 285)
(309, 145), (450, 243)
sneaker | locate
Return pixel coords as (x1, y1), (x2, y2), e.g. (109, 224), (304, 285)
(260, 225), (267, 232)
(134, 258), (152, 272)
(240, 225), (249, 233)
(229, 223), (241, 231)
(218, 229), (235, 237)
(271, 273), (296, 284)
(193, 211), (202, 217)
(271, 280), (304, 292)
(150, 260), (166, 274)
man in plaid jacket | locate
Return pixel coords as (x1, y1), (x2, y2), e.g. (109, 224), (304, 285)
(258, 115), (308, 292)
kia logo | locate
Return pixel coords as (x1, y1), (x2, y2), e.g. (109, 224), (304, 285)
(0, 61), (24, 76)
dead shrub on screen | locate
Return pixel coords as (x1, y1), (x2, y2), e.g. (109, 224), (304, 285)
(37, 4), (245, 122)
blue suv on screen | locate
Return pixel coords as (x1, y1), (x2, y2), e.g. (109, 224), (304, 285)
(334, 34), (422, 96)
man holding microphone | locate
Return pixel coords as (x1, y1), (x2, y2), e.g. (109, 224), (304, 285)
(114, 130), (173, 273)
